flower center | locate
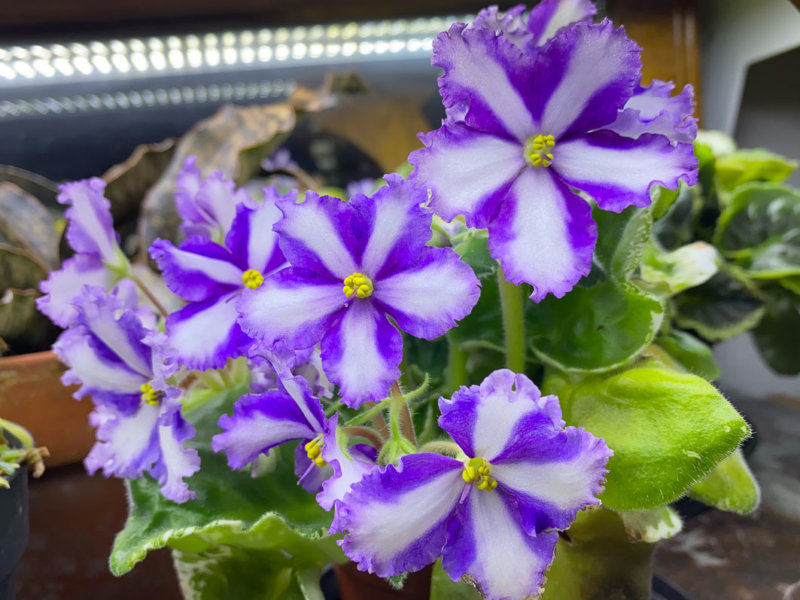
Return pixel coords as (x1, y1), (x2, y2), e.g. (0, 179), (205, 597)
(140, 381), (163, 406)
(304, 435), (327, 467)
(524, 134), (556, 168)
(343, 272), (374, 299)
(242, 269), (264, 289)
(462, 457), (498, 492)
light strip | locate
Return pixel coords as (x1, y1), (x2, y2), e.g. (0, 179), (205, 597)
(0, 79), (296, 120)
(0, 15), (468, 85)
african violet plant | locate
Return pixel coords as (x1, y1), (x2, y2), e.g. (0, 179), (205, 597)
(34, 0), (797, 598)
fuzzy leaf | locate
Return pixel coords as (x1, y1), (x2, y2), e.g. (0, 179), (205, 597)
(527, 281), (663, 372)
(620, 506), (683, 543)
(640, 241), (718, 294)
(652, 183), (702, 251)
(714, 149), (797, 193)
(673, 269), (764, 341)
(714, 183), (800, 279)
(110, 385), (343, 578)
(655, 330), (720, 381)
(553, 365), (750, 510)
(592, 205), (653, 280)
(430, 560), (481, 600)
(687, 449), (760, 514)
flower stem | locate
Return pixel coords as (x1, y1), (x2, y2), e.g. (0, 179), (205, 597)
(447, 336), (468, 393)
(129, 272), (169, 318)
(342, 426), (384, 448)
(497, 265), (526, 373)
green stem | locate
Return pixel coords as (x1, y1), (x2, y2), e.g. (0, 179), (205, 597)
(447, 337), (468, 393)
(344, 399), (390, 427)
(497, 265), (526, 373)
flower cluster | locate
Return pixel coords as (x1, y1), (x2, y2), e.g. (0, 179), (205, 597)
(36, 1), (700, 597)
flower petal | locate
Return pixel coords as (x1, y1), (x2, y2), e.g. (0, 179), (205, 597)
(492, 426), (612, 532)
(374, 248), (480, 340)
(238, 268), (346, 348)
(84, 402), (160, 479)
(317, 414), (378, 511)
(225, 189), (290, 273)
(150, 237), (242, 302)
(37, 255), (111, 327)
(334, 453), (464, 577)
(274, 191), (359, 280)
(532, 20), (641, 139)
(320, 300), (402, 408)
(212, 389), (322, 469)
(471, 5), (532, 50)
(555, 130), (699, 212)
(410, 121), (525, 227)
(433, 23), (536, 141)
(607, 80), (698, 144)
(150, 400), (200, 502)
(442, 490), (558, 600)
(439, 369), (563, 462)
(165, 293), (251, 370)
(58, 178), (122, 267)
(72, 285), (153, 377)
(54, 328), (147, 404)
(487, 167), (596, 301)
(527, 0), (597, 47)
(352, 175), (433, 277)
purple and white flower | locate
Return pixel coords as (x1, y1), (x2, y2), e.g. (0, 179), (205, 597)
(238, 175), (481, 407)
(53, 285), (199, 502)
(212, 375), (375, 510)
(410, 17), (697, 301)
(332, 369), (611, 600)
(151, 187), (290, 370)
(175, 157), (254, 241)
(37, 179), (127, 327)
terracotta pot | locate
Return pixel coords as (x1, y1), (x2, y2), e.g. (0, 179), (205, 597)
(0, 351), (94, 467)
(334, 563), (432, 600)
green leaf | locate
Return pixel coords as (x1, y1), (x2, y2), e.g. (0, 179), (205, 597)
(687, 449), (760, 514)
(653, 184), (702, 251)
(430, 560), (481, 600)
(672, 268), (765, 341)
(620, 506), (683, 543)
(527, 281), (663, 372)
(110, 385), (344, 579)
(452, 232), (497, 280)
(640, 241), (719, 294)
(655, 329), (720, 381)
(714, 149), (797, 193)
(752, 295), (800, 375)
(554, 365), (750, 510)
(714, 183), (800, 279)
(592, 205), (653, 280)
(779, 276), (800, 296)
(173, 549), (320, 600)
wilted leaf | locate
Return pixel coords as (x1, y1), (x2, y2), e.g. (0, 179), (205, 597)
(103, 138), (176, 223)
(0, 164), (59, 210)
(0, 182), (59, 269)
(0, 243), (48, 290)
(140, 103), (297, 249)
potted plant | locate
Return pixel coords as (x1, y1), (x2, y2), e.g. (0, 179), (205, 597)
(0, 419), (46, 600)
(25, 1), (800, 599)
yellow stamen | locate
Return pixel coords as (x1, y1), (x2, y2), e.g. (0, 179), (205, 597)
(461, 457), (498, 492)
(525, 134), (556, 168)
(242, 269), (264, 290)
(139, 381), (163, 406)
(342, 272), (374, 299)
(304, 436), (327, 467)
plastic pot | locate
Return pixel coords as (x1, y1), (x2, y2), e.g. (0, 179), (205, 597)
(0, 432), (30, 600)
